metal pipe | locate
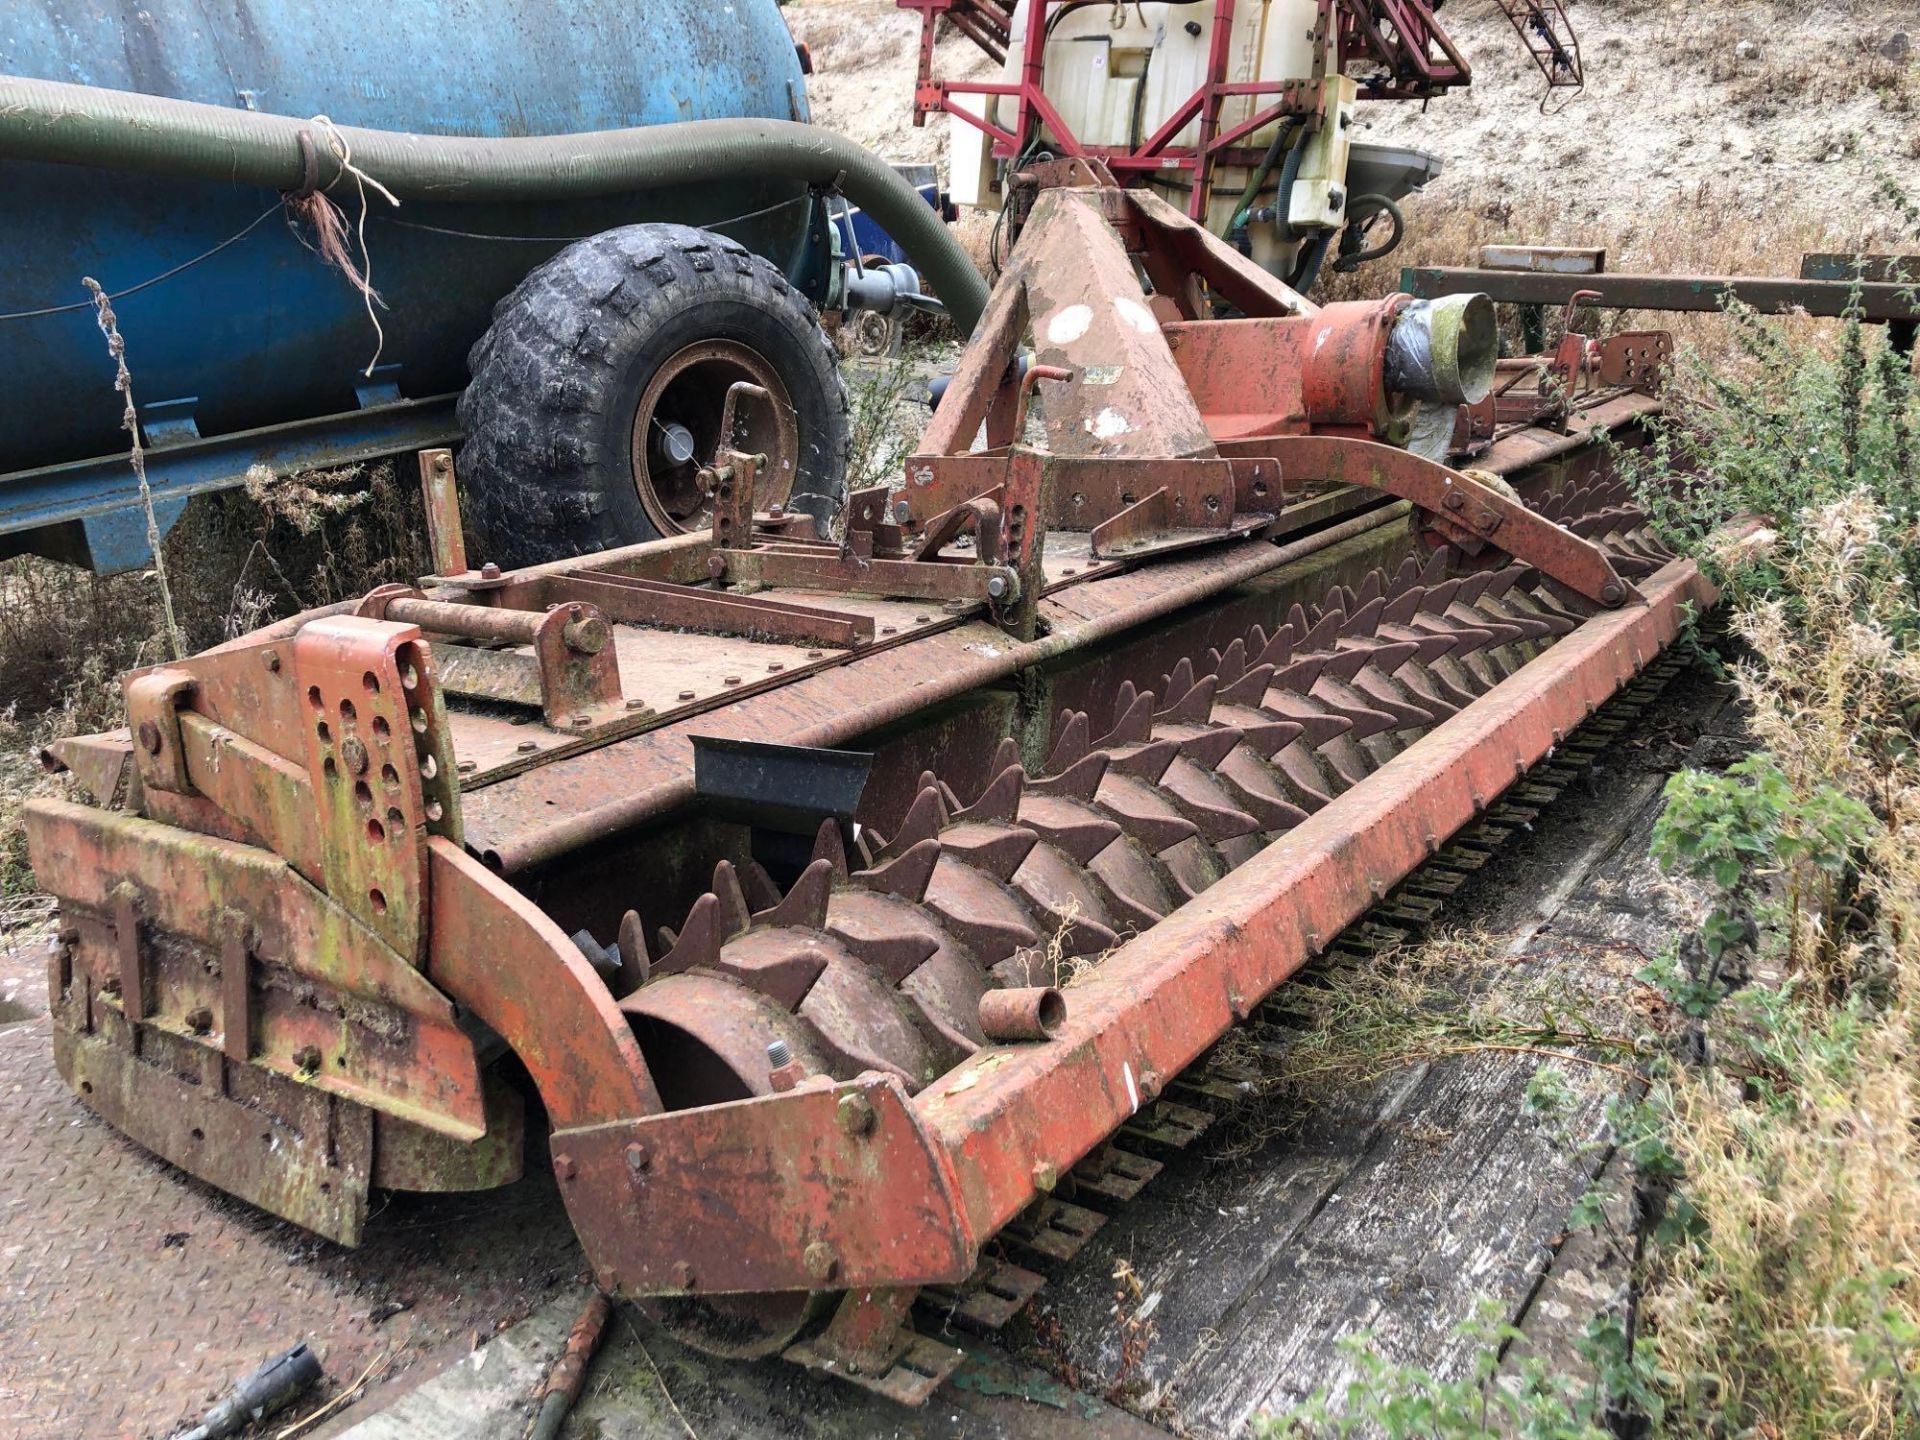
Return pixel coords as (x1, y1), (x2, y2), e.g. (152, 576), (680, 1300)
(0, 76), (990, 336)
(978, 987), (1065, 1042)
(384, 598), (540, 646)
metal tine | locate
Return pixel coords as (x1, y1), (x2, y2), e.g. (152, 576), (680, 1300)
(920, 1257), (1047, 1333)
(952, 763), (1026, 825)
(810, 816), (851, 879)
(654, 889), (721, 976)
(1003, 1198), (1107, 1268)
(756, 858), (835, 930)
(855, 837), (942, 904)
(1046, 708), (1094, 772)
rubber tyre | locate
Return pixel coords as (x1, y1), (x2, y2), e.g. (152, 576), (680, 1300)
(458, 223), (850, 568)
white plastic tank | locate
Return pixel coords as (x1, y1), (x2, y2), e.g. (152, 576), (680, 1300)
(954, 0), (1354, 279)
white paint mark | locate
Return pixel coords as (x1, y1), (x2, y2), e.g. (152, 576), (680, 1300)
(1046, 303), (1094, 345)
(1313, 324), (1333, 354)
(1122, 1061), (1141, 1115)
(1113, 296), (1157, 334)
(1085, 407), (1131, 440)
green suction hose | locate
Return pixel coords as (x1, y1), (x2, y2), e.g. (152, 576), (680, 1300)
(0, 75), (990, 335)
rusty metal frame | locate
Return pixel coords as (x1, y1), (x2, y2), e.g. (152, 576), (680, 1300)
(440, 554), (1708, 1304)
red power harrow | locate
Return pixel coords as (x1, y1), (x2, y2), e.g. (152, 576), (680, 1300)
(28, 169), (1703, 1403)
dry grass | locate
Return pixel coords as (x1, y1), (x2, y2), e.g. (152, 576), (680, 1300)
(1639, 497), (1920, 1437)
(0, 463), (431, 900)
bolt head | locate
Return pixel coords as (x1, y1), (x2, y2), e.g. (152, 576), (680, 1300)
(624, 1141), (650, 1173)
(571, 714), (592, 729)
(677, 690), (696, 701)
(986, 576), (1009, 600)
(724, 675), (742, 686)
(837, 1092), (877, 1138)
(480, 562), (502, 580)
(517, 739), (537, 753)
(263, 650), (282, 673)
(1031, 1161), (1058, 1193)
(294, 1045), (322, 1074)
(137, 721), (162, 756)
(184, 1006), (213, 1034)
(554, 1153), (577, 1182)
(671, 1261), (695, 1289)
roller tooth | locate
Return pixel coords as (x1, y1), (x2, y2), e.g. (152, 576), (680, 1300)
(887, 785), (950, 855)
(1258, 691), (1354, 748)
(1419, 576), (1464, 614)
(1409, 611), (1497, 658)
(1379, 621), (1461, 668)
(614, 910), (650, 994)
(1218, 661), (1276, 707)
(1391, 665), (1462, 722)
(711, 860), (752, 940)
(1155, 720), (1242, 770)
(954, 764), (1025, 825)
(1017, 793), (1123, 863)
(810, 818), (851, 879)
(940, 821), (1040, 882)
(1094, 772), (1202, 851)
(1286, 602), (1311, 640)
(758, 857), (834, 930)
(1165, 656), (1197, 701)
(1157, 673), (1219, 726)
(1271, 653), (1328, 692)
(1419, 547), (1452, 585)
(1211, 702), (1303, 759)
(1268, 742), (1339, 809)
(1316, 646), (1372, 683)
(1456, 571), (1495, 606)
(1106, 737), (1180, 784)
(1340, 596), (1386, 639)
(1211, 637), (1249, 687)
(924, 854), (1042, 962)
(1447, 601), (1525, 646)
(1028, 749), (1109, 800)
(655, 890), (722, 976)
(1099, 686), (1157, 747)
(987, 736), (1022, 777)
(711, 928), (830, 1009)
(1380, 585), (1424, 626)
(1302, 608), (1344, 652)
(857, 837), (942, 903)
(1348, 669), (1437, 729)
(824, 892), (942, 985)
(1159, 760), (1261, 842)
(1046, 710), (1093, 771)
(1350, 638), (1420, 677)
(1213, 753), (1310, 831)
(1088, 844), (1178, 929)
(1308, 678), (1400, 740)
(1252, 623), (1296, 670)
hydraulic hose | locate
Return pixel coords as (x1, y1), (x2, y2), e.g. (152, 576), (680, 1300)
(1226, 118), (1299, 238)
(0, 75), (990, 336)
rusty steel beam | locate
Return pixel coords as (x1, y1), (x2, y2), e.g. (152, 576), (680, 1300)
(1403, 265), (1920, 325)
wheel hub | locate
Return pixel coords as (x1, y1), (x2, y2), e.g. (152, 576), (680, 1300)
(630, 340), (797, 535)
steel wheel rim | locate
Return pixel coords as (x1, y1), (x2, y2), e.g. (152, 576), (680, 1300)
(629, 340), (798, 535)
